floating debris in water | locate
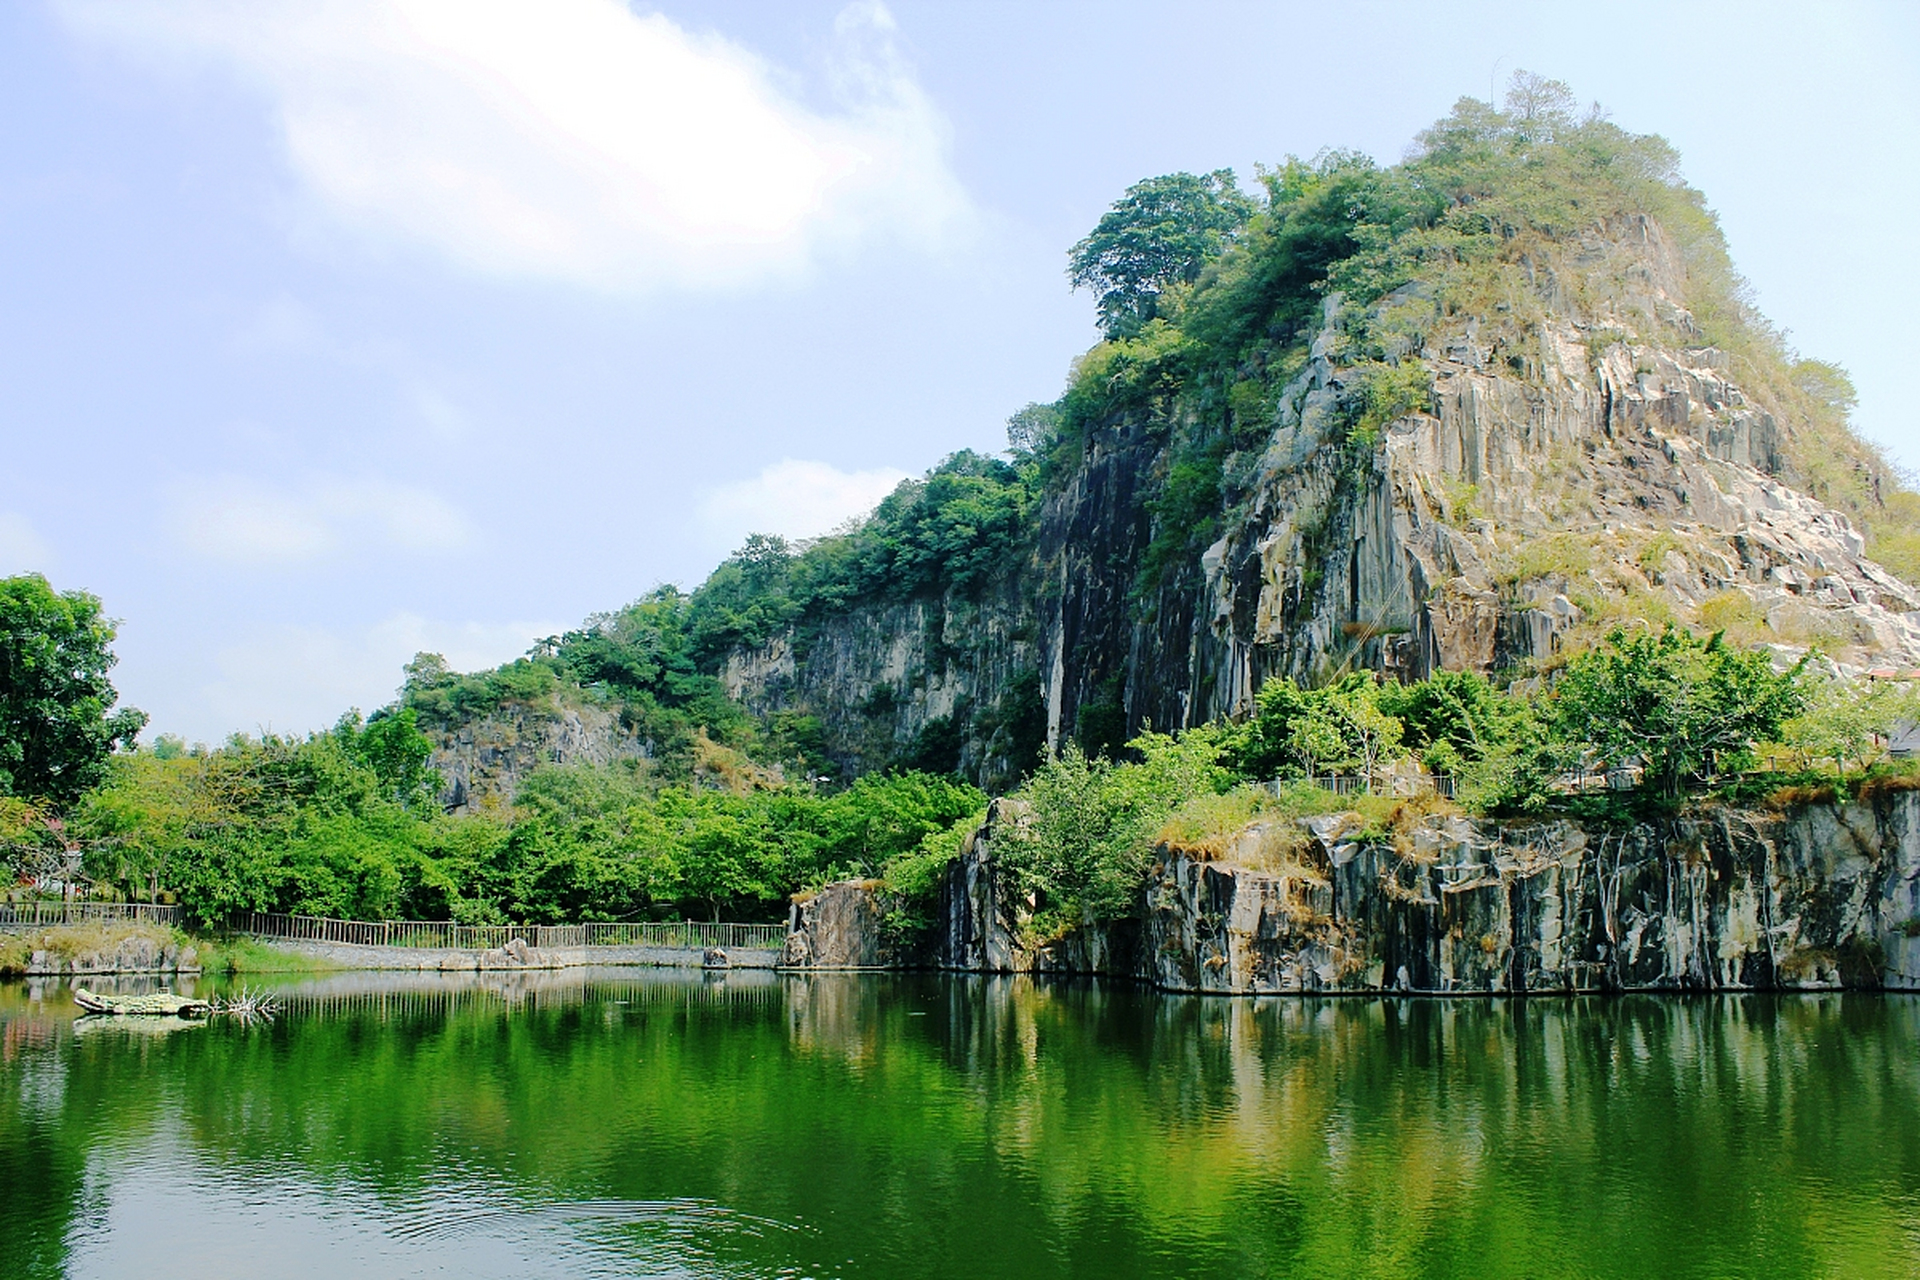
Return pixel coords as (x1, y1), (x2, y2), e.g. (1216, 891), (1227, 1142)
(213, 987), (281, 1025)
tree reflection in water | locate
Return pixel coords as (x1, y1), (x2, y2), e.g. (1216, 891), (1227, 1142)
(3, 970), (1917, 1279)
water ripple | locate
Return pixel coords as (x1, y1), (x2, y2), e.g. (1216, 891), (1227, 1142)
(387, 1195), (801, 1243)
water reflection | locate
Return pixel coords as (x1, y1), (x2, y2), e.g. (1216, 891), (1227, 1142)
(3, 971), (1918, 1279)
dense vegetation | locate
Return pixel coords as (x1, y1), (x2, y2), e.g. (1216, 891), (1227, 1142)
(397, 447), (1038, 784)
(1034, 74), (1920, 596)
(7, 77), (1920, 937)
(66, 718), (981, 929)
(884, 628), (1918, 943)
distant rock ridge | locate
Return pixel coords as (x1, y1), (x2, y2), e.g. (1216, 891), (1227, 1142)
(426, 698), (648, 814)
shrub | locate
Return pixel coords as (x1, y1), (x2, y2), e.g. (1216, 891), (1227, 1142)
(1496, 532), (1595, 586)
(997, 730), (1230, 936)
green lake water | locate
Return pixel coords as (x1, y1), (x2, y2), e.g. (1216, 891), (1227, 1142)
(2, 970), (1917, 1279)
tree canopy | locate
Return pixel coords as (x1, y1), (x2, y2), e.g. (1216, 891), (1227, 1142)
(0, 574), (146, 808)
(1550, 626), (1808, 799)
(1068, 170), (1254, 339)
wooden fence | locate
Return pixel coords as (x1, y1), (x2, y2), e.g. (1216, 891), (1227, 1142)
(0, 901), (784, 951)
(0, 900), (184, 930)
(228, 911), (786, 952)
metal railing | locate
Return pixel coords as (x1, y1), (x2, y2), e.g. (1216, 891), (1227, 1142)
(228, 911), (785, 952)
(1275, 774), (1457, 799)
(0, 900), (184, 930)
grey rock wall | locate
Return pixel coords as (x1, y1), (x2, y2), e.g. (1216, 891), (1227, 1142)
(782, 790), (1920, 994)
(724, 586), (1041, 789)
(783, 881), (898, 968)
(427, 699), (650, 812)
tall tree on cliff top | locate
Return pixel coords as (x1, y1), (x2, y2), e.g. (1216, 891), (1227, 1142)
(0, 574), (147, 808)
(1068, 170), (1254, 339)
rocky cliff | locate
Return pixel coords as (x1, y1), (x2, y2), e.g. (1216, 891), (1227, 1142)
(423, 98), (1920, 800)
(722, 585), (1042, 790)
(426, 698), (649, 813)
(784, 789), (1920, 993)
(729, 212), (1920, 765)
(1040, 223), (1920, 744)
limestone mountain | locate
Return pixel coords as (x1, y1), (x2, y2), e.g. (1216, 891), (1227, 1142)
(408, 78), (1920, 806)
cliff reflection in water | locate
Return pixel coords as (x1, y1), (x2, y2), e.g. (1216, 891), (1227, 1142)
(2, 971), (1917, 1279)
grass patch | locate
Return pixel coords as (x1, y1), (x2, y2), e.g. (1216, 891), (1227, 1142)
(1637, 531), (1683, 576)
(1155, 786), (1292, 858)
(1153, 783), (1461, 868)
(1857, 762), (1920, 804)
(1760, 781), (1838, 811)
(197, 936), (343, 974)
(1745, 761), (1920, 811)
(1495, 531), (1596, 586)
(1696, 589), (1765, 640)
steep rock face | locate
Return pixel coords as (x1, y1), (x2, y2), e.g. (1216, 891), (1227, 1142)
(784, 789), (1920, 993)
(927, 797), (1133, 976)
(1037, 220), (1920, 744)
(426, 699), (649, 813)
(721, 219), (1918, 767)
(722, 586), (1040, 789)
(782, 880), (897, 968)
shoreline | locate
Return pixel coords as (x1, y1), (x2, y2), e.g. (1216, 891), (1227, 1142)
(253, 936), (780, 971)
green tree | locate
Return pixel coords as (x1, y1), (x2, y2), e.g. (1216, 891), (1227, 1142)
(998, 729), (1227, 934)
(0, 574), (146, 807)
(1550, 626), (1807, 800)
(1005, 401), (1061, 459)
(1069, 170), (1255, 339)
(344, 707), (440, 809)
(1378, 670), (1528, 776)
(1778, 675), (1920, 779)
(1226, 673), (1404, 782)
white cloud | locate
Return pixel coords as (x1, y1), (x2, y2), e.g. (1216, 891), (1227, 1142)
(700, 457), (910, 545)
(62, 0), (973, 292)
(191, 611), (559, 741)
(0, 513), (53, 575)
(168, 474), (473, 564)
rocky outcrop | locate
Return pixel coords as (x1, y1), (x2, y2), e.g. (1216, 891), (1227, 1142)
(783, 789), (1920, 993)
(23, 934), (200, 976)
(724, 587), (1042, 790)
(783, 880), (899, 969)
(428, 698), (650, 812)
(723, 217), (1920, 766)
(1045, 274), (1920, 742)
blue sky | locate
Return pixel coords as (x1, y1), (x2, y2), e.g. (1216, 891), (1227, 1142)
(3, 0), (1917, 743)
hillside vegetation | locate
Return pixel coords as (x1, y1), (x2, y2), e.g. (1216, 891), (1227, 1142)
(410, 73), (1920, 791)
(9, 75), (1918, 933)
